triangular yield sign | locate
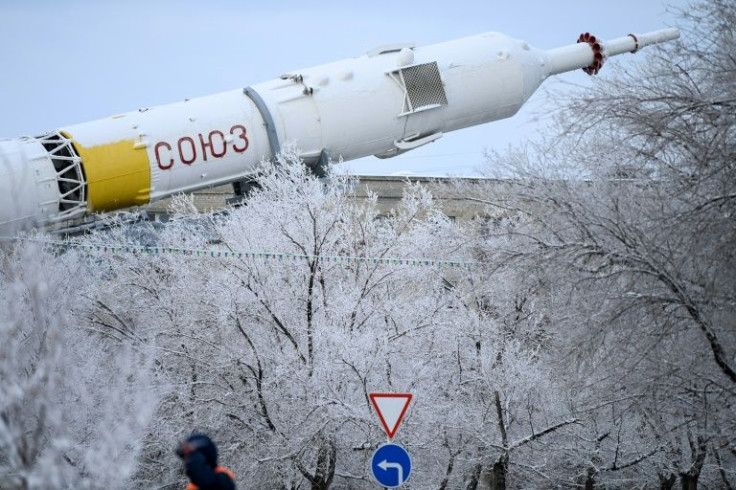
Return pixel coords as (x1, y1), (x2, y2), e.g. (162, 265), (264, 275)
(369, 393), (413, 439)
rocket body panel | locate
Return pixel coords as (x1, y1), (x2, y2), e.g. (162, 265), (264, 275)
(0, 138), (62, 227)
(251, 54), (407, 162)
(426, 33), (528, 133)
(136, 90), (270, 199)
(0, 27), (679, 233)
(251, 32), (534, 163)
(59, 90), (271, 211)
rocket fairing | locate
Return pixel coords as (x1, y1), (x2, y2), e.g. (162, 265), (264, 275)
(0, 28), (679, 232)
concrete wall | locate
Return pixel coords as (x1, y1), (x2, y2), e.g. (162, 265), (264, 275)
(144, 176), (494, 222)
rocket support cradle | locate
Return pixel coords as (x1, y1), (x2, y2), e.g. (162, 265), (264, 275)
(0, 28), (679, 232)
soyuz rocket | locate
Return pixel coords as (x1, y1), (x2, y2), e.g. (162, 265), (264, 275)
(0, 27), (679, 232)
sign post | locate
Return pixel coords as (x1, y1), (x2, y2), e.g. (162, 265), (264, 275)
(369, 393), (413, 488)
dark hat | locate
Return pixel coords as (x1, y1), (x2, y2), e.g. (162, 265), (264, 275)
(187, 434), (218, 468)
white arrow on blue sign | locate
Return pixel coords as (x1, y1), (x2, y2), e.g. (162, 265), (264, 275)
(371, 443), (412, 488)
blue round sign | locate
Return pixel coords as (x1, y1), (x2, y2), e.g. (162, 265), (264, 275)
(371, 443), (412, 488)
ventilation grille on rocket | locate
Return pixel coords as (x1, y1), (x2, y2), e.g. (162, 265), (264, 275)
(36, 131), (87, 218)
(389, 61), (448, 116)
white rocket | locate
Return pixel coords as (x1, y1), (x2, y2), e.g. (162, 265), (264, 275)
(0, 28), (679, 232)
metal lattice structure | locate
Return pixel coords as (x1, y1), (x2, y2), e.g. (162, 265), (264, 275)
(389, 61), (448, 116)
(36, 131), (87, 219)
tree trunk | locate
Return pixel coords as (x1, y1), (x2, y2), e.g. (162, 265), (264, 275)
(295, 438), (337, 490)
(306, 259), (317, 377)
(464, 464), (483, 490)
(312, 439), (336, 490)
(659, 472), (676, 490)
(490, 390), (509, 490)
(584, 467), (596, 490)
(680, 474), (698, 490)
(714, 449), (734, 490)
(489, 455), (508, 490)
(679, 434), (707, 490)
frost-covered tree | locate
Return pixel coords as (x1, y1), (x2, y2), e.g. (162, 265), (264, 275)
(456, 0), (736, 488)
(62, 151), (575, 489)
(0, 244), (157, 489)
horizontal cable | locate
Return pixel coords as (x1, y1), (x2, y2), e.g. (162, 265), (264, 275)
(16, 238), (479, 269)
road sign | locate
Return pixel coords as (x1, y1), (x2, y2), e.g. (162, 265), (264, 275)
(371, 443), (412, 488)
(369, 393), (412, 439)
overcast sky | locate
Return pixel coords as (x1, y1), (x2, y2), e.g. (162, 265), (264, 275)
(0, 0), (687, 177)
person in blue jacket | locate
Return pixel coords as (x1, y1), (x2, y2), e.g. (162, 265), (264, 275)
(176, 434), (236, 490)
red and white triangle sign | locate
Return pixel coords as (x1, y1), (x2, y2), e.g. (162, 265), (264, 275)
(369, 393), (413, 440)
